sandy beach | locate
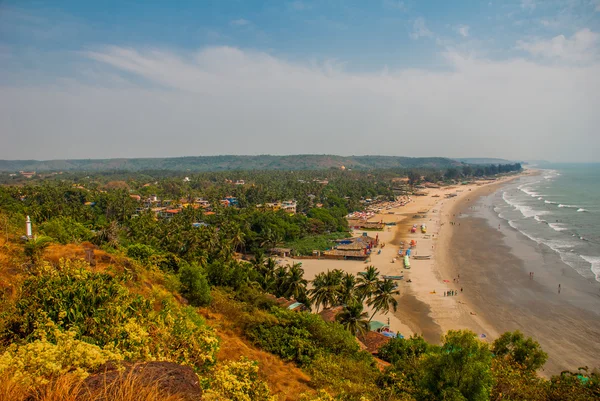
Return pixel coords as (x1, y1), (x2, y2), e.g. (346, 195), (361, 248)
(280, 174), (525, 343)
(281, 170), (600, 376)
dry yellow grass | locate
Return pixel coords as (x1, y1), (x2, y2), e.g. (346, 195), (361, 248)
(201, 299), (315, 401)
(0, 371), (189, 401)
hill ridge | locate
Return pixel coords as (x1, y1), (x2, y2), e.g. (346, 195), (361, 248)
(0, 154), (465, 172)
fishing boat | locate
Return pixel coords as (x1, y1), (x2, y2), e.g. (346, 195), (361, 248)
(382, 275), (404, 280)
(411, 225), (417, 233)
(403, 255), (411, 268)
(420, 224), (427, 233)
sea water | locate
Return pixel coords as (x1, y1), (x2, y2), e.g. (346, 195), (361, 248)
(493, 163), (600, 282)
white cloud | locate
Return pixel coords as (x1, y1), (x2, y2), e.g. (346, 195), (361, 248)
(456, 24), (470, 37)
(410, 18), (433, 39)
(230, 18), (250, 26)
(521, 0), (536, 10)
(516, 28), (599, 62)
(1, 45), (598, 162)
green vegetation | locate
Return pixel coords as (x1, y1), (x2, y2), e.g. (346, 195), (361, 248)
(284, 232), (349, 255)
(0, 155), (463, 172)
(4, 164), (597, 400)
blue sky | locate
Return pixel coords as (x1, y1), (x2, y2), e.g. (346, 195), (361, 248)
(1, 0), (599, 161)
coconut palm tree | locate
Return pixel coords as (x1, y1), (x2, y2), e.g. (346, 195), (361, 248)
(338, 272), (357, 305)
(367, 279), (400, 322)
(284, 263), (308, 302)
(356, 265), (380, 302)
(24, 236), (53, 266)
(256, 257), (277, 292)
(336, 302), (370, 337)
(309, 270), (343, 312)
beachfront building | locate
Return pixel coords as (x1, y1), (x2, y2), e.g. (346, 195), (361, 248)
(269, 247), (292, 258)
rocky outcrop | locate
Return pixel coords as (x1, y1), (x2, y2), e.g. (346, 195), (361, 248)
(82, 361), (202, 400)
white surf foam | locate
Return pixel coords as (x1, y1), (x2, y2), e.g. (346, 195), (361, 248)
(516, 205), (550, 219)
(581, 255), (600, 282)
(544, 200), (557, 204)
(548, 223), (568, 232)
(577, 208), (587, 212)
(558, 204), (579, 209)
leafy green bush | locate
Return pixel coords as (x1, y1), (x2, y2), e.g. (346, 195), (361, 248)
(39, 216), (93, 244)
(179, 262), (212, 306)
(126, 243), (158, 265)
(491, 330), (548, 372)
(419, 330), (493, 401)
(245, 307), (359, 366)
(1, 259), (219, 375)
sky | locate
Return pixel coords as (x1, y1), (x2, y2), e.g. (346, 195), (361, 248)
(1, 0), (599, 162)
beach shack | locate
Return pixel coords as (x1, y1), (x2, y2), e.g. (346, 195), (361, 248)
(269, 247), (292, 258)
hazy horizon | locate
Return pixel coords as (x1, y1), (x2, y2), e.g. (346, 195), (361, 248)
(1, 1), (599, 162)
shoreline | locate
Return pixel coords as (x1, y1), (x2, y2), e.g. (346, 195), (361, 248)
(294, 173), (527, 344)
(446, 175), (600, 375)
(290, 170), (600, 374)
(390, 175), (524, 343)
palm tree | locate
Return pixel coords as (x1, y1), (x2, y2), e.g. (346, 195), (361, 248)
(336, 302), (370, 337)
(284, 263), (308, 301)
(256, 257), (277, 292)
(274, 265), (290, 297)
(309, 270), (343, 312)
(338, 272), (357, 305)
(367, 279), (400, 322)
(24, 236), (53, 266)
(356, 265), (380, 302)
(93, 221), (120, 248)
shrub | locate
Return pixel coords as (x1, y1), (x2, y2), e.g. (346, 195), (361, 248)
(40, 217), (93, 244)
(2, 259), (219, 371)
(126, 243), (157, 265)
(245, 307), (360, 366)
(179, 263), (212, 306)
(0, 323), (122, 385)
(491, 330), (548, 372)
(419, 330), (493, 401)
(204, 358), (276, 401)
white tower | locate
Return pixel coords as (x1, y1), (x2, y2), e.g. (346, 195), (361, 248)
(26, 216), (32, 238)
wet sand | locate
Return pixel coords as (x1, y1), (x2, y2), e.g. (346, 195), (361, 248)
(446, 188), (600, 375)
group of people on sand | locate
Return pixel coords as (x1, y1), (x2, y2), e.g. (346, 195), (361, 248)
(444, 288), (463, 297)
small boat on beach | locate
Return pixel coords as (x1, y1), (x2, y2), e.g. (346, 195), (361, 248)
(382, 275), (404, 280)
(412, 255), (431, 260)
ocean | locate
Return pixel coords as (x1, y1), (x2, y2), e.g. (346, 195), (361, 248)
(492, 163), (600, 282)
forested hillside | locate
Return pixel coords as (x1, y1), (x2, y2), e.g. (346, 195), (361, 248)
(0, 155), (463, 172)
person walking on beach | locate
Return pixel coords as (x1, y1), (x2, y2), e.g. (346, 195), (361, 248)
(558, 284), (561, 294)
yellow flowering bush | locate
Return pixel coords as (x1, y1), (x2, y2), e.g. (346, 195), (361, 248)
(204, 358), (276, 401)
(2, 259), (220, 372)
(0, 328), (122, 385)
